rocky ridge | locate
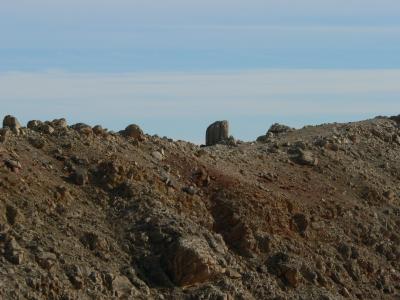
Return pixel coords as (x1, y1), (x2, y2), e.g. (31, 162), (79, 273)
(0, 115), (400, 299)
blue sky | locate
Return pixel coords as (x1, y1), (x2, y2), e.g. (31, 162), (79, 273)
(1, 1), (400, 142)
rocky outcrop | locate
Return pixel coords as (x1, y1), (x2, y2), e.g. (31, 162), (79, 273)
(206, 120), (229, 146)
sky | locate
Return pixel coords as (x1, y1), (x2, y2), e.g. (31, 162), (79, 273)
(1, 1), (400, 143)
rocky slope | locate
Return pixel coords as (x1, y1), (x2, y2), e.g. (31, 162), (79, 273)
(0, 115), (399, 300)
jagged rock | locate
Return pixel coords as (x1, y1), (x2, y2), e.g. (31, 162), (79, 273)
(122, 124), (144, 140)
(3, 115), (21, 135)
(165, 236), (226, 286)
(206, 120), (229, 146)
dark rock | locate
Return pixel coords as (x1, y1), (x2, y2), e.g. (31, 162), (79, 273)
(206, 120), (229, 146)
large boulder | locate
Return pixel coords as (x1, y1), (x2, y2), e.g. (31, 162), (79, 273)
(3, 115), (22, 135)
(165, 236), (226, 287)
(206, 120), (229, 146)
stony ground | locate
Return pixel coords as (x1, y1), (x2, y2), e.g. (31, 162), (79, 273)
(0, 115), (399, 300)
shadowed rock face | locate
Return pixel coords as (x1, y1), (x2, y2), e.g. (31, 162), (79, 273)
(206, 120), (229, 146)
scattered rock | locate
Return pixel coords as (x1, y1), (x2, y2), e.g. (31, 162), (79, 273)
(206, 120), (229, 146)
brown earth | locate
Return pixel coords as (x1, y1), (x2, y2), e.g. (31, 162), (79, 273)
(0, 116), (400, 299)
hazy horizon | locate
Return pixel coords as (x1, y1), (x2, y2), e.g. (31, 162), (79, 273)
(1, 1), (400, 142)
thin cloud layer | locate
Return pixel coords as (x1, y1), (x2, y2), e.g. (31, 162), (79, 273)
(1, 69), (399, 142)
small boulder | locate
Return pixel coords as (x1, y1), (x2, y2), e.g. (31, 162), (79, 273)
(122, 124), (144, 140)
(206, 120), (229, 146)
(3, 115), (21, 135)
